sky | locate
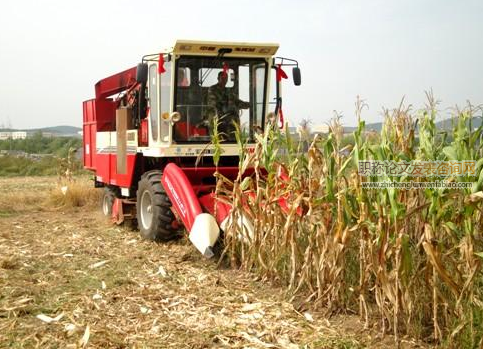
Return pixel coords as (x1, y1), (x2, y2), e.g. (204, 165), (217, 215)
(0, 0), (482, 129)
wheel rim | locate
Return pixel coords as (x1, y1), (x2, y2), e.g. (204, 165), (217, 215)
(140, 190), (153, 230)
(102, 194), (111, 216)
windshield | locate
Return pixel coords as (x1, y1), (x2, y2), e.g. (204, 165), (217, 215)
(174, 56), (267, 143)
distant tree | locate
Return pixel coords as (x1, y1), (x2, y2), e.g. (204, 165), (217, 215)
(0, 135), (81, 155)
(28, 131), (43, 153)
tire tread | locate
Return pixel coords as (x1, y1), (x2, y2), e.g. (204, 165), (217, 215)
(137, 170), (179, 241)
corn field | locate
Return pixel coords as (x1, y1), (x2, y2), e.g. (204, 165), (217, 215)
(217, 96), (483, 347)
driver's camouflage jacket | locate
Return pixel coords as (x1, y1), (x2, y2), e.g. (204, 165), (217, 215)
(205, 84), (250, 121)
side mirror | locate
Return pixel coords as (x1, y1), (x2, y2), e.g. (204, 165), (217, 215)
(136, 63), (148, 84)
(293, 66), (301, 86)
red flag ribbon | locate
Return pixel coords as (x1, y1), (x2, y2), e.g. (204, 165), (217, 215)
(158, 54), (166, 74)
(276, 64), (288, 82)
(278, 108), (284, 128)
(222, 62), (229, 78)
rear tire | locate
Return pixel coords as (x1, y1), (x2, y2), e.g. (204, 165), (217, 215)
(101, 187), (116, 217)
(136, 170), (179, 241)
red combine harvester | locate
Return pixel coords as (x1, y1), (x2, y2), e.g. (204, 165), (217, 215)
(82, 40), (301, 257)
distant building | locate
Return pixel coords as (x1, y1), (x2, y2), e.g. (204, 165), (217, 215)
(0, 132), (11, 140)
(312, 124), (330, 135)
(0, 130), (72, 139)
(11, 131), (32, 140)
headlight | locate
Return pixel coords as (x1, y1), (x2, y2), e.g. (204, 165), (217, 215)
(170, 112), (181, 123)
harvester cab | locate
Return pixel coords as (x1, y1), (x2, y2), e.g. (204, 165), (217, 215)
(82, 40), (300, 257)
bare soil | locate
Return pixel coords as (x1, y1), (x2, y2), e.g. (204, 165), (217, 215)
(0, 177), (425, 348)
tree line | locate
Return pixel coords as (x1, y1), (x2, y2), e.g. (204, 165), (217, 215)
(0, 132), (82, 158)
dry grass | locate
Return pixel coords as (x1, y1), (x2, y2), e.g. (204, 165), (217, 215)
(0, 177), (56, 215)
(47, 178), (101, 209)
(0, 175), (416, 348)
(0, 176), (100, 216)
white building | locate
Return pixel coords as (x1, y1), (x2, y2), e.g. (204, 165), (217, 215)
(11, 131), (31, 140)
(0, 131), (60, 140)
(0, 132), (12, 140)
(312, 124), (330, 134)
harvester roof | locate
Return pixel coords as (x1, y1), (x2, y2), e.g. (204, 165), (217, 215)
(170, 39), (279, 57)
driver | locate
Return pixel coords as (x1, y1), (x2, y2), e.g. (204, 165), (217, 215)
(205, 71), (250, 137)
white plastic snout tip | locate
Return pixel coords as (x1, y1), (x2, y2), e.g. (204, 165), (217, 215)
(189, 213), (220, 258)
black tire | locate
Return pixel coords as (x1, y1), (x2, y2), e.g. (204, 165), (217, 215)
(101, 187), (116, 217)
(136, 170), (178, 241)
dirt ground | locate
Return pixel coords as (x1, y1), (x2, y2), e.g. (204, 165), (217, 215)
(0, 177), (425, 348)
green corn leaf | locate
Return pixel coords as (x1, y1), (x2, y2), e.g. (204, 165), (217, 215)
(469, 125), (482, 147)
(397, 153), (411, 162)
(472, 168), (483, 193)
(476, 157), (483, 171)
(240, 176), (252, 191)
(337, 153), (354, 177)
(443, 146), (458, 161)
(444, 221), (458, 233)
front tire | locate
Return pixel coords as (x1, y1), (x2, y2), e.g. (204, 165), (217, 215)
(136, 170), (178, 241)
